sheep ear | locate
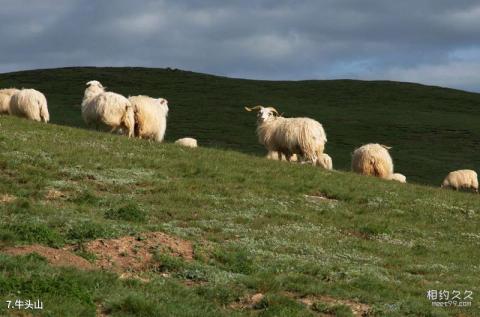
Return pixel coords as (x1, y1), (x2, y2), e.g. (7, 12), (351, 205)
(159, 98), (166, 104)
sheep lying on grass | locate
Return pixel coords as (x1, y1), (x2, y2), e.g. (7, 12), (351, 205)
(175, 137), (198, 148)
(352, 143), (393, 179)
(81, 81), (134, 137)
(129, 95), (169, 142)
(9, 88), (49, 122)
(441, 169), (478, 192)
(0, 88), (19, 114)
(388, 173), (406, 183)
(245, 105), (327, 164)
(317, 153), (333, 170)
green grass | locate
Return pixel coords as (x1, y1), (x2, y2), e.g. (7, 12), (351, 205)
(1, 67), (480, 185)
(0, 67), (479, 316)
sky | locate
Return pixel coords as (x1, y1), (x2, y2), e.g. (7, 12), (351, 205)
(1, 0), (480, 92)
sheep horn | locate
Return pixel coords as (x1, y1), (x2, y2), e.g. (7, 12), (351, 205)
(245, 105), (263, 112)
(269, 107), (280, 116)
(380, 144), (392, 150)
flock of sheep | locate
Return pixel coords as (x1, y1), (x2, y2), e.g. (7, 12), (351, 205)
(0, 83), (477, 192)
(243, 105), (478, 193)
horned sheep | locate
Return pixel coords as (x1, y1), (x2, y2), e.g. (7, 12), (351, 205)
(245, 106), (327, 164)
(9, 88), (49, 122)
(175, 137), (198, 148)
(129, 95), (169, 142)
(441, 169), (478, 192)
(352, 143), (393, 179)
(81, 81), (134, 137)
(0, 88), (19, 114)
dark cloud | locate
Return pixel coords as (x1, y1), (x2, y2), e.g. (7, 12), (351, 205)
(1, 0), (479, 91)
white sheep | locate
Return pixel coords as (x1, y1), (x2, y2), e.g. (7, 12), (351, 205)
(351, 143), (393, 179)
(0, 88), (19, 114)
(317, 153), (333, 170)
(175, 137), (198, 148)
(9, 88), (49, 122)
(129, 95), (169, 142)
(81, 81), (134, 137)
(388, 173), (406, 183)
(441, 169), (478, 192)
(245, 106), (327, 164)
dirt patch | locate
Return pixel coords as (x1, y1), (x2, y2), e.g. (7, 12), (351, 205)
(304, 194), (338, 203)
(0, 194), (16, 203)
(3, 232), (193, 275)
(67, 231), (193, 273)
(285, 292), (371, 317)
(44, 189), (67, 200)
(229, 293), (264, 310)
(3, 244), (93, 270)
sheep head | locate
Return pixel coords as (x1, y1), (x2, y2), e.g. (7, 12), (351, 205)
(83, 80), (106, 101)
(245, 105), (280, 123)
(86, 80), (104, 88)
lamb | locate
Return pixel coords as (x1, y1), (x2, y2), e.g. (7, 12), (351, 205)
(266, 151), (298, 162)
(81, 81), (134, 137)
(129, 95), (169, 142)
(388, 173), (406, 183)
(441, 169), (478, 192)
(0, 88), (19, 114)
(175, 137), (198, 148)
(9, 88), (49, 122)
(316, 153), (333, 170)
(245, 105), (327, 164)
(351, 143), (393, 179)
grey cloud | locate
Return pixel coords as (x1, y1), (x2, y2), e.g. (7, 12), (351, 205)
(0, 0), (479, 91)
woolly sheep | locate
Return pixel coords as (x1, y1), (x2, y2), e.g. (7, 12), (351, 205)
(441, 169), (478, 192)
(9, 88), (49, 122)
(266, 151), (298, 162)
(388, 173), (406, 183)
(81, 80), (134, 137)
(129, 95), (169, 142)
(0, 88), (19, 114)
(351, 143), (393, 179)
(245, 105), (327, 164)
(317, 153), (333, 170)
(175, 137), (198, 148)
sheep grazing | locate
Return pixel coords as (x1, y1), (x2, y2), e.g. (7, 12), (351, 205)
(388, 173), (406, 183)
(0, 88), (19, 114)
(129, 95), (169, 142)
(266, 151), (298, 162)
(317, 153), (333, 170)
(441, 169), (478, 192)
(351, 143), (393, 179)
(81, 81), (134, 137)
(9, 88), (49, 122)
(175, 137), (198, 148)
(245, 105), (327, 164)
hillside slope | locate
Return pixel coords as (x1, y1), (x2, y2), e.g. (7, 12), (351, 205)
(1, 67), (480, 185)
(0, 116), (479, 316)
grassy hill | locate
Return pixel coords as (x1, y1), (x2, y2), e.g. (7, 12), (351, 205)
(1, 67), (480, 185)
(0, 68), (479, 316)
